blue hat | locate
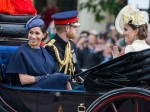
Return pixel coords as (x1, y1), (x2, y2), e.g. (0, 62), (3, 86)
(25, 16), (45, 30)
(51, 10), (80, 27)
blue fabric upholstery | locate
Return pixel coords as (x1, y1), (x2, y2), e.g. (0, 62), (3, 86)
(0, 46), (18, 83)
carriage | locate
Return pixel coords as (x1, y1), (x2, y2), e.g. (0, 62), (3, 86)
(0, 14), (150, 112)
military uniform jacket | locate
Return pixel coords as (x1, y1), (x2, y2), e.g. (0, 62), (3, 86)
(45, 34), (82, 78)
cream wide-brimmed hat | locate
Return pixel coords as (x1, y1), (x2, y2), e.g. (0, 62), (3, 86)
(115, 5), (149, 34)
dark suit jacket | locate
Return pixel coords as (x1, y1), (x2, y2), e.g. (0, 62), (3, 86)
(45, 34), (82, 77)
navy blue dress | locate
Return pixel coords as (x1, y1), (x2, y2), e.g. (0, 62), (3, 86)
(6, 43), (69, 90)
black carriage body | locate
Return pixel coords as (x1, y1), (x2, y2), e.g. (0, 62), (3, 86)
(0, 84), (99, 112)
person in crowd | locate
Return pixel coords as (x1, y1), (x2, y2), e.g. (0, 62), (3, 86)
(94, 32), (107, 53)
(89, 37), (115, 66)
(44, 11), (83, 86)
(99, 38), (115, 64)
(75, 30), (89, 49)
(88, 33), (97, 52)
(109, 25), (121, 41)
(41, 0), (59, 28)
(112, 5), (150, 58)
(78, 33), (98, 69)
(6, 16), (72, 90)
(76, 31), (89, 68)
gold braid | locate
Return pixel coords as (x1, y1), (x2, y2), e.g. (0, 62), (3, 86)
(44, 39), (74, 79)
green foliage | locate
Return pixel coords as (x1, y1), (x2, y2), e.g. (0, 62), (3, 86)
(79, 0), (121, 23)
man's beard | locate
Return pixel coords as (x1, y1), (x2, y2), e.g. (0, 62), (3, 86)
(66, 32), (76, 39)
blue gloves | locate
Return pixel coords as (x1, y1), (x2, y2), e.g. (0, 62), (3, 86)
(35, 74), (51, 83)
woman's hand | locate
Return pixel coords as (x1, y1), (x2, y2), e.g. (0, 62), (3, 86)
(112, 46), (120, 58)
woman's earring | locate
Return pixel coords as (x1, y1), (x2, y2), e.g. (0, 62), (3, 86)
(134, 36), (137, 40)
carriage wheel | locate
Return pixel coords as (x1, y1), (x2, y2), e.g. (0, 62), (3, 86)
(86, 87), (150, 112)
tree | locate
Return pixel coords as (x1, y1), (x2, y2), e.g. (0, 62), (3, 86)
(79, 0), (127, 23)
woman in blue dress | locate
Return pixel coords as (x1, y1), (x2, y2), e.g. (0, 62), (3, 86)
(6, 16), (72, 90)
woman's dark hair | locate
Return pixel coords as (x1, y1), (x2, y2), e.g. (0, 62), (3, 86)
(40, 25), (47, 33)
(128, 23), (148, 40)
(40, 25), (48, 40)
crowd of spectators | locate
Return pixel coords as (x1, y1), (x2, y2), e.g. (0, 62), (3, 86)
(74, 27), (123, 69)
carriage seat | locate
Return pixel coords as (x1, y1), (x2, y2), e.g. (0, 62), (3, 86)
(0, 45), (18, 84)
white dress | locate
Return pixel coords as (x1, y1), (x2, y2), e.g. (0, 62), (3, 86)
(125, 40), (150, 54)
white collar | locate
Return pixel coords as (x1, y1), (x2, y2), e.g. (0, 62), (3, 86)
(132, 39), (146, 44)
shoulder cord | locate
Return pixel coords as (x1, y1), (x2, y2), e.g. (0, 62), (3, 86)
(44, 39), (74, 79)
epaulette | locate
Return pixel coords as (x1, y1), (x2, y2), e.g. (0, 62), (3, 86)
(44, 39), (55, 47)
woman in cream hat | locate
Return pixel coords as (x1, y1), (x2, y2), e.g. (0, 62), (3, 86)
(112, 4), (150, 58)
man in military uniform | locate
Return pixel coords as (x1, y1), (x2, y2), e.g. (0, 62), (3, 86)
(45, 10), (83, 84)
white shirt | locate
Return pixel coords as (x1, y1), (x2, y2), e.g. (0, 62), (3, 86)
(125, 40), (150, 54)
